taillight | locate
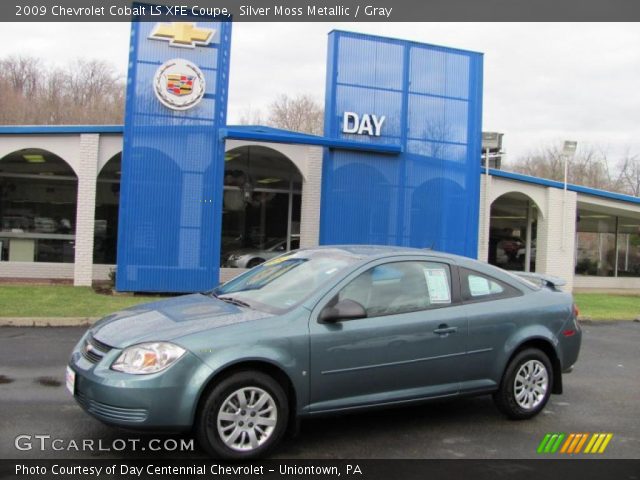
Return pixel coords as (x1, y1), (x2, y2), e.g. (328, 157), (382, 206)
(566, 303), (581, 335)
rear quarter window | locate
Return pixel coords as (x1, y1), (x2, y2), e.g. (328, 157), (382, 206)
(461, 267), (522, 302)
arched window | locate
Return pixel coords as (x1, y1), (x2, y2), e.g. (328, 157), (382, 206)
(0, 148), (77, 263)
(94, 153), (121, 264)
(489, 193), (540, 272)
(222, 146), (302, 268)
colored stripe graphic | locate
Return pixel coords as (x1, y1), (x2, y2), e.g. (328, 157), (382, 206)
(584, 433), (613, 454)
(560, 433), (575, 453)
(537, 433), (552, 453)
(540, 433), (613, 454)
(537, 433), (565, 453)
(564, 433), (588, 454)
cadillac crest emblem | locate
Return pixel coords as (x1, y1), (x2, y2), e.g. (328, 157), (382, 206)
(153, 59), (206, 111)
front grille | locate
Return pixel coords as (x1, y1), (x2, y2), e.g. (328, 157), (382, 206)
(76, 393), (148, 423)
(89, 335), (112, 353)
(81, 334), (112, 364)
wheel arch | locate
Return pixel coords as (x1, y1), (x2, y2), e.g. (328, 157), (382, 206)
(246, 258), (265, 267)
(193, 359), (299, 433)
(506, 338), (563, 394)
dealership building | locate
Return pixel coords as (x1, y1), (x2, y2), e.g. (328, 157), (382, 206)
(1, 24), (640, 292)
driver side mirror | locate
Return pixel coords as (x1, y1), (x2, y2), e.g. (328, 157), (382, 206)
(318, 299), (367, 324)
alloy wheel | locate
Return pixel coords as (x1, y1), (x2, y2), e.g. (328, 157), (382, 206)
(216, 386), (278, 452)
(513, 359), (549, 410)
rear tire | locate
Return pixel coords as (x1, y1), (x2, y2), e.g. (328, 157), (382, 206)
(196, 371), (289, 459)
(493, 348), (553, 420)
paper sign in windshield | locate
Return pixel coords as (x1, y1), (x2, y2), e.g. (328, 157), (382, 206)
(424, 268), (451, 304)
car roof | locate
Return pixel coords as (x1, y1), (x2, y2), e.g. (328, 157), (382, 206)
(298, 245), (538, 291)
(302, 244), (463, 261)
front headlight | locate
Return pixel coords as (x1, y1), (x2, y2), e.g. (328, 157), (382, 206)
(111, 342), (186, 375)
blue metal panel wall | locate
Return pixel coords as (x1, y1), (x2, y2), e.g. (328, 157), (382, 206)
(321, 31), (483, 257)
(117, 18), (232, 292)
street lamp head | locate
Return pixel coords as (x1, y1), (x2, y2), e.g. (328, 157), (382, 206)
(563, 140), (578, 157)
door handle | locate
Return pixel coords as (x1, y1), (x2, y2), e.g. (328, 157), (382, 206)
(433, 324), (458, 336)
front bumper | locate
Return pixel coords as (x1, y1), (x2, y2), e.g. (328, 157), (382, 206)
(223, 257), (244, 268)
(68, 334), (214, 429)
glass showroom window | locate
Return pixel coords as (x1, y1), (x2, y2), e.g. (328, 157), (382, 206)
(93, 153), (121, 264)
(574, 209), (640, 277)
(221, 146), (302, 269)
(488, 193), (538, 272)
(616, 216), (640, 277)
(0, 149), (77, 263)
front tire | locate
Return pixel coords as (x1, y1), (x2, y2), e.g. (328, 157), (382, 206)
(493, 348), (553, 420)
(196, 371), (289, 459)
(246, 258), (265, 268)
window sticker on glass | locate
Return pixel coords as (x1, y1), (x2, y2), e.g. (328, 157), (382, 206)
(245, 259), (306, 289)
(263, 256), (290, 267)
(423, 268), (451, 304)
(468, 275), (491, 296)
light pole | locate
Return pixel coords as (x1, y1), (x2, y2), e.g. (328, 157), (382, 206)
(562, 140), (577, 190)
(482, 132), (504, 262)
(562, 140), (578, 251)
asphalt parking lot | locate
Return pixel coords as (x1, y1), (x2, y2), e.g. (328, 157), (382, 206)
(0, 322), (638, 459)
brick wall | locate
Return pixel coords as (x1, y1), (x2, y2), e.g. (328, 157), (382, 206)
(536, 188), (577, 291)
(0, 262), (74, 279)
(300, 146), (323, 249)
(73, 134), (99, 286)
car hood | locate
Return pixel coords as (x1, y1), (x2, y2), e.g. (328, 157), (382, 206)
(91, 293), (273, 349)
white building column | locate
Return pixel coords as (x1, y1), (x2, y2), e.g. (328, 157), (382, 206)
(536, 187), (578, 291)
(477, 174), (491, 261)
(299, 146), (323, 248)
(73, 134), (100, 286)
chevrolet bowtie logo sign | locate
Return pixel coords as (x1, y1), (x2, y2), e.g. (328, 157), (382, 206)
(149, 22), (216, 48)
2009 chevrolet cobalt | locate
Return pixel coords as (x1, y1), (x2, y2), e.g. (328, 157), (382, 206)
(67, 246), (581, 459)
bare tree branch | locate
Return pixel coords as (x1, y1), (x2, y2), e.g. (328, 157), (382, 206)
(504, 142), (633, 194)
(267, 93), (324, 135)
(0, 55), (124, 125)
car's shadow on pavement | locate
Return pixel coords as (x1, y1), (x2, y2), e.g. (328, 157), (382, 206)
(275, 396), (502, 459)
(85, 395), (500, 459)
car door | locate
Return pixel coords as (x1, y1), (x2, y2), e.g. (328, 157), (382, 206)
(457, 267), (527, 392)
(308, 258), (468, 413)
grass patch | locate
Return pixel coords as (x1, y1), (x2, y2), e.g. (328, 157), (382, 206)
(0, 285), (165, 318)
(0, 285), (638, 321)
(574, 293), (640, 321)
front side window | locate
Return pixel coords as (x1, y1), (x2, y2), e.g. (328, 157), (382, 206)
(337, 261), (452, 318)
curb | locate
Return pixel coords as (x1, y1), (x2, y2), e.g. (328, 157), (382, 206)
(578, 318), (638, 324)
(0, 317), (99, 327)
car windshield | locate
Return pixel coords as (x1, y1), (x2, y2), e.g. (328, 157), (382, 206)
(212, 249), (360, 312)
(264, 238), (285, 250)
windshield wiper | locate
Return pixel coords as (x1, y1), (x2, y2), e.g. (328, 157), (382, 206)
(218, 296), (252, 309)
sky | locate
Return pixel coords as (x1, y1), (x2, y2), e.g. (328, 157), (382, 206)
(2, 22), (640, 163)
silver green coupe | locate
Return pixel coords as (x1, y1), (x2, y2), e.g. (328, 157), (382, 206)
(67, 246), (582, 459)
